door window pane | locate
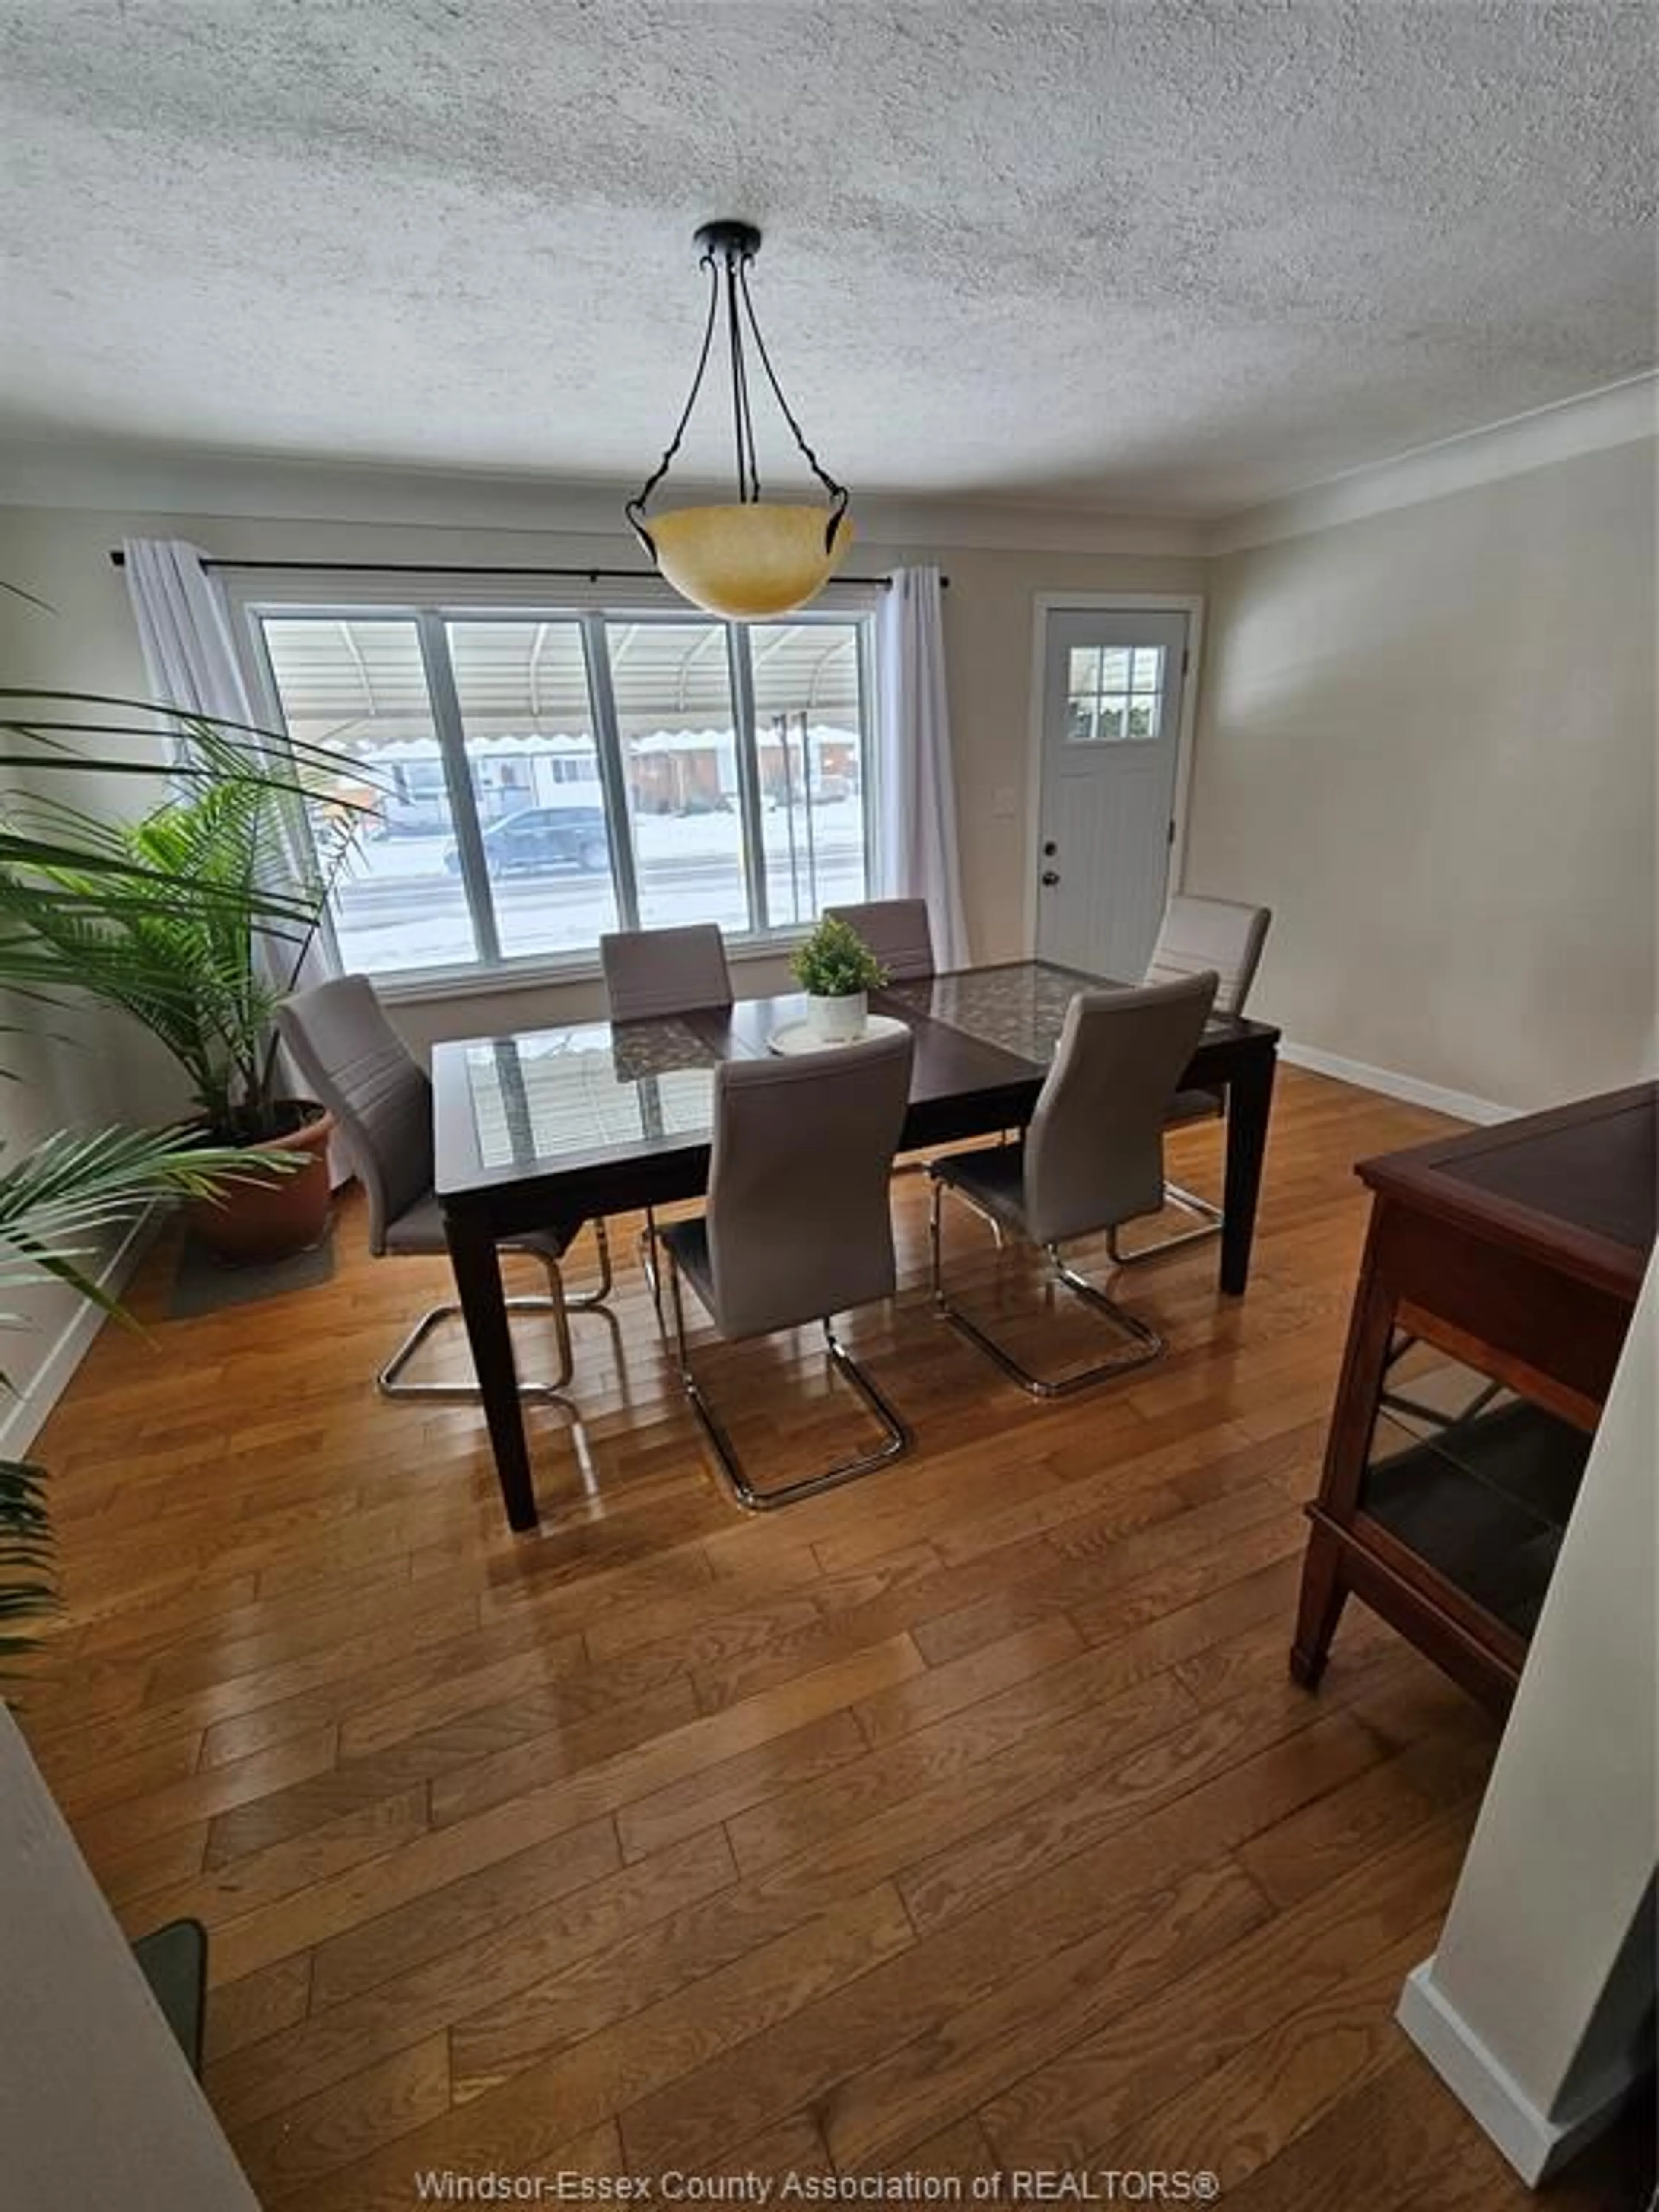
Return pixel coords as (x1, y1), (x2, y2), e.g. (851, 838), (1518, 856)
(446, 621), (620, 959)
(606, 620), (753, 934)
(259, 618), (483, 973)
(750, 621), (868, 926)
(1066, 642), (1166, 744)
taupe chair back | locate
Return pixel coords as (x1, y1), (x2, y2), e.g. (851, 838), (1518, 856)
(702, 1029), (915, 1340)
(276, 974), (430, 1256)
(1144, 895), (1270, 1017)
(1023, 973), (1219, 1246)
(823, 899), (935, 981)
(599, 924), (732, 1021)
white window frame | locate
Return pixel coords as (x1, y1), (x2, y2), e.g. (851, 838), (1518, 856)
(229, 576), (882, 998)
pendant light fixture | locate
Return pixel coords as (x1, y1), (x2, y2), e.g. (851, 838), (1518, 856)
(626, 221), (853, 620)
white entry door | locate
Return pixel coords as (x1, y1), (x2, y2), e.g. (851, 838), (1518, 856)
(1036, 606), (1189, 979)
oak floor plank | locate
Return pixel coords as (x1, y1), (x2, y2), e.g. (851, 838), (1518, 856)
(201, 1952), (315, 2067)
(73, 1721), (340, 1863)
(232, 2031), (452, 2203)
(817, 1853), (1269, 2171)
(428, 1633), (928, 1833)
(203, 1668), (700, 1866)
(210, 1827), (736, 2131)
(1102, 1912), (1444, 2191)
(453, 1881), (914, 2136)
(283, 2105), (623, 2212)
(124, 1783), (432, 1963)
(977, 1812), (1478, 2166)
(210, 1802), (620, 1996)
(615, 1707), (868, 1863)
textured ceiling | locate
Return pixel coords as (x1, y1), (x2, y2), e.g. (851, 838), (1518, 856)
(0, 0), (1653, 515)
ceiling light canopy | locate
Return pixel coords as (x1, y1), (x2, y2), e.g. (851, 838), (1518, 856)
(626, 222), (853, 620)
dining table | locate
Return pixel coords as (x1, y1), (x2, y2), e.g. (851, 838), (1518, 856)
(433, 958), (1281, 1530)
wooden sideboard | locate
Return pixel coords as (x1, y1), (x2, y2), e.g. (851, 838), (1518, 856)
(1291, 1084), (1656, 1713)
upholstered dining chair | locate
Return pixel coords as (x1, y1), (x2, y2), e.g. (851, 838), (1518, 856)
(598, 922), (733, 1022)
(276, 975), (611, 1401)
(928, 972), (1218, 1396)
(823, 899), (936, 981)
(659, 1027), (916, 1510)
(1112, 893), (1272, 1262)
(599, 922), (734, 1301)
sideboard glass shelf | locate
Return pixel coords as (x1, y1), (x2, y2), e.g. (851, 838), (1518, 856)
(1360, 1334), (1592, 1645)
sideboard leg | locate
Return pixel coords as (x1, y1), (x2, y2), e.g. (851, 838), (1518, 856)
(1290, 1522), (1349, 1688)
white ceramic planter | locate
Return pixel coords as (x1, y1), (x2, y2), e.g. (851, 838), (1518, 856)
(807, 991), (868, 1043)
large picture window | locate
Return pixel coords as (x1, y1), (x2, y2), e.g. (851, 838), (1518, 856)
(254, 606), (873, 980)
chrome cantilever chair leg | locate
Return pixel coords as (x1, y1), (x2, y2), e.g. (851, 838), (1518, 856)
(930, 1178), (1163, 1399)
(564, 1216), (614, 1308)
(665, 1248), (908, 1512)
(1106, 1181), (1225, 1265)
(638, 1207), (663, 1315)
(378, 1250), (576, 1403)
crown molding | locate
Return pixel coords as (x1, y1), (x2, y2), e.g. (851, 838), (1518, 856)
(0, 442), (1208, 558)
(1208, 374), (1658, 555)
(6, 374), (1649, 562)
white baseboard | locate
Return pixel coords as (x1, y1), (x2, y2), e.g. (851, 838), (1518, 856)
(0, 1211), (157, 1463)
(1398, 1960), (1644, 2185)
(1279, 1040), (1516, 1126)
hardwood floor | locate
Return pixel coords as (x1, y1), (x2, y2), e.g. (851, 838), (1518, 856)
(13, 1070), (1649, 2209)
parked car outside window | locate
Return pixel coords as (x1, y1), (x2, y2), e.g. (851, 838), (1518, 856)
(444, 806), (611, 877)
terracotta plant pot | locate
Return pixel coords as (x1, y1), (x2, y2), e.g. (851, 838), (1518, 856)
(184, 1102), (335, 1267)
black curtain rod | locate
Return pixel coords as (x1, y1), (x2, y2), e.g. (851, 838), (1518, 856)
(106, 551), (947, 588)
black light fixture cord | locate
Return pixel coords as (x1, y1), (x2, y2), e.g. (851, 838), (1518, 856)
(723, 241), (761, 505)
(624, 244), (722, 563)
(736, 259), (849, 552)
(626, 232), (849, 560)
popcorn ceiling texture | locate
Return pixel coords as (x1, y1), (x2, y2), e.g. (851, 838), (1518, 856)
(0, 0), (1652, 514)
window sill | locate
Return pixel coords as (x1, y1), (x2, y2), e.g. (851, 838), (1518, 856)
(373, 931), (811, 1007)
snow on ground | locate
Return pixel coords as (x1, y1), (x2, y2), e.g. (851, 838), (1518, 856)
(334, 800), (867, 975)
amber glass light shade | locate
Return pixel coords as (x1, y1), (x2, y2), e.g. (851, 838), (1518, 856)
(648, 504), (855, 619)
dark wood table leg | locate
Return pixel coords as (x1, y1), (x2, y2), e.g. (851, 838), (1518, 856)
(1219, 1040), (1277, 1295)
(443, 1211), (538, 1533)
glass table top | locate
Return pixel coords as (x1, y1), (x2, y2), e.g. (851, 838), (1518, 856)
(461, 1018), (723, 1173)
(437, 963), (1255, 1194)
(881, 963), (1237, 1064)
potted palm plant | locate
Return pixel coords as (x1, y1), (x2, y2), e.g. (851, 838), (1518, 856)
(790, 912), (889, 1042)
(0, 713), (359, 1262)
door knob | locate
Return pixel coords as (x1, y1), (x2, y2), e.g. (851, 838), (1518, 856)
(1041, 869), (1060, 887)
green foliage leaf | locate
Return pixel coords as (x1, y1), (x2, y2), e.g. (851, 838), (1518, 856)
(789, 913), (889, 998)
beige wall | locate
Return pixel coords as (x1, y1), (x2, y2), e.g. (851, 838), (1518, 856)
(1186, 439), (1658, 1111)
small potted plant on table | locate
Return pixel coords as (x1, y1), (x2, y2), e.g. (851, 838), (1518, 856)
(790, 913), (889, 1044)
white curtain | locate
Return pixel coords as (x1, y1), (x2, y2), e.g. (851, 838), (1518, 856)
(122, 538), (257, 729)
(123, 539), (344, 1160)
(122, 537), (338, 992)
(874, 565), (970, 969)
